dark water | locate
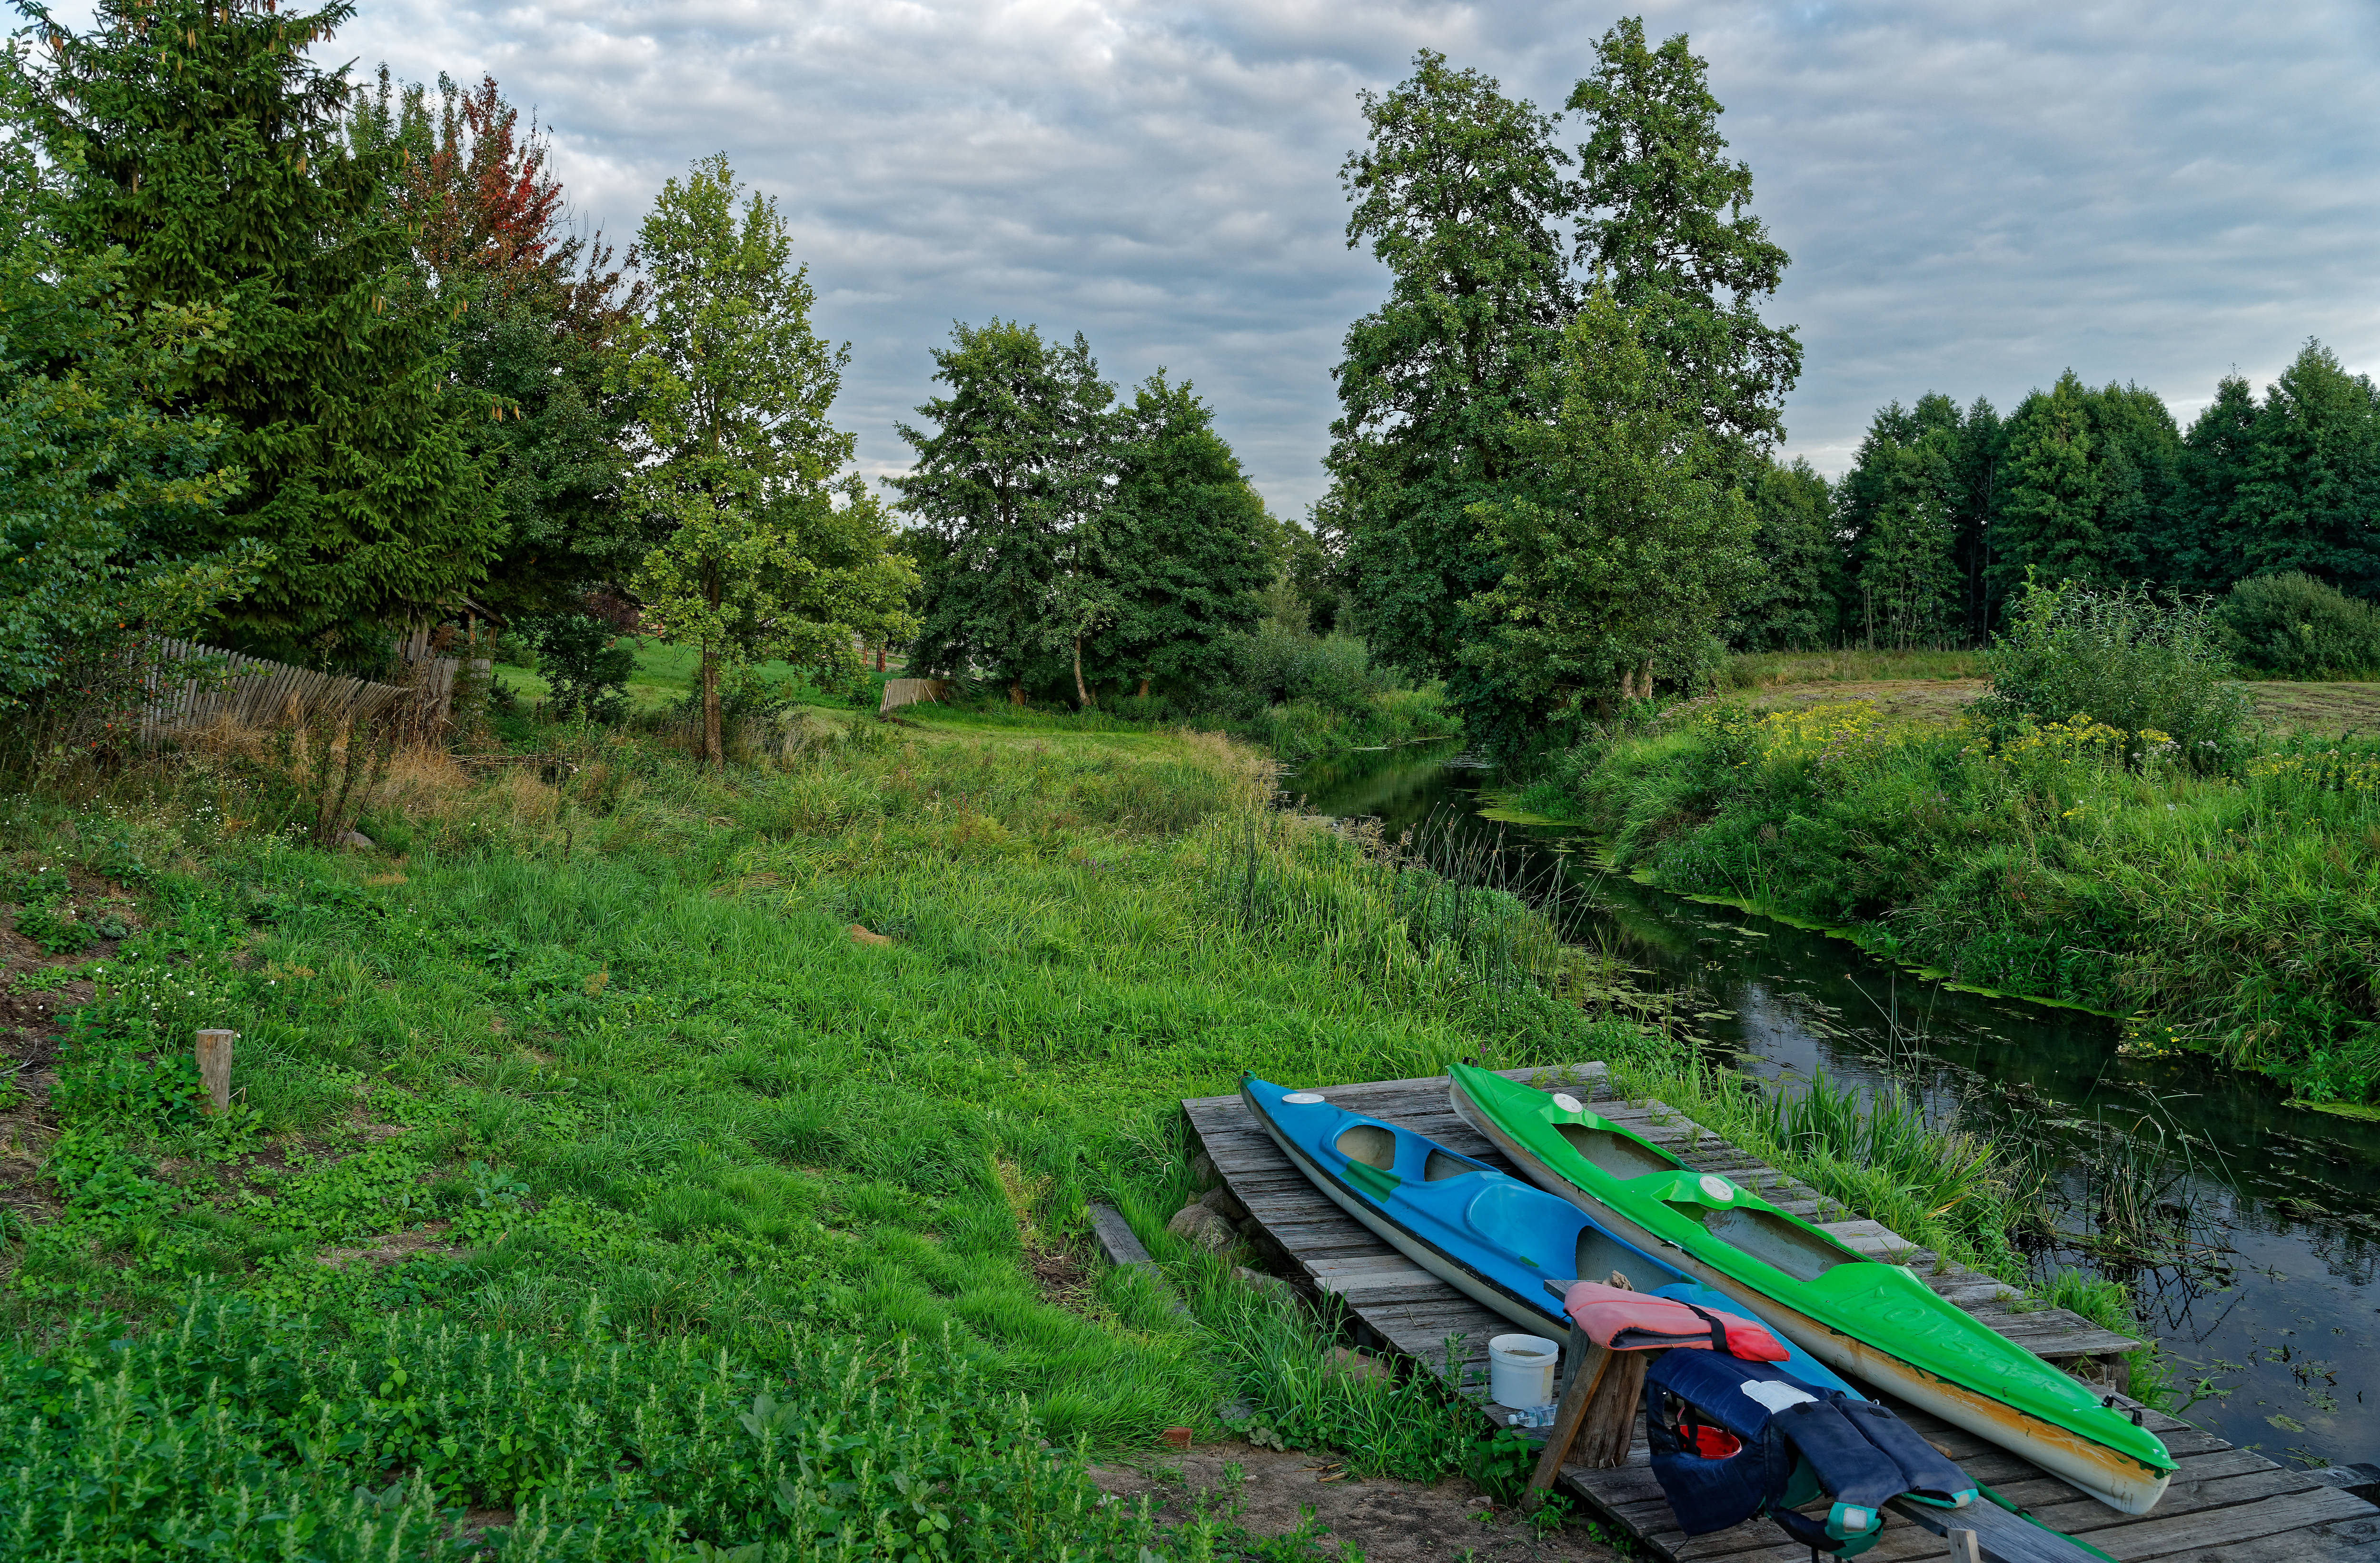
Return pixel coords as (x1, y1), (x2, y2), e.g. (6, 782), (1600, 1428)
(1296, 747), (2380, 1468)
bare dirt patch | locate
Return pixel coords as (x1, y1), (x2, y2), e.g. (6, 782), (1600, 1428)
(1092, 1440), (1622, 1563)
(316, 1220), (457, 1270)
(994, 1157), (1096, 1308)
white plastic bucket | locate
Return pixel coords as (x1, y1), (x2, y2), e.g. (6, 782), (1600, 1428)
(1488, 1333), (1559, 1408)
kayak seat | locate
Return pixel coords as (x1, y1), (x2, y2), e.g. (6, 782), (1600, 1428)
(1336, 1124), (1396, 1171)
(1696, 1206), (1866, 1283)
(1555, 1122), (1683, 1180)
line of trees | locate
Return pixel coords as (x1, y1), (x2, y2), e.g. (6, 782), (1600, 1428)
(1737, 346), (2380, 651)
(890, 324), (1278, 706)
(2, 0), (914, 765)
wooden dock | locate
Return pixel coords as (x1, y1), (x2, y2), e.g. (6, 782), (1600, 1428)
(1181, 1064), (2380, 1563)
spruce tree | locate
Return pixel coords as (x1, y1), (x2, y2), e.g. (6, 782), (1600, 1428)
(18, 0), (499, 659)
(2231, 342), (2380, 597)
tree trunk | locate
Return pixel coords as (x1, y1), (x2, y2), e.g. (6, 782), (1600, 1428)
(1009, 680), (1025, 707)
(1137, 677), (1149, 699)
(875, 644), (886, 673)
(1073, 637), (1091, 709)
(701, 648), (723, 767)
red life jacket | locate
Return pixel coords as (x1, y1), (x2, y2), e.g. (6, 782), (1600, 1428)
(1561, 1281), (1788, 1360)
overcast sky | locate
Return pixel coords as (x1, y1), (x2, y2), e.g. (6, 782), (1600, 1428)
(94, 0), (2380, 516)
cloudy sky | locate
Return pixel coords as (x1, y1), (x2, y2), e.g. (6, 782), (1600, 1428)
(119, 0), (2380, 514)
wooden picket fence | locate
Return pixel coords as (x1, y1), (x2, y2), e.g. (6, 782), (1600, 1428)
(141, 638), (465, 742)
(878, 677), (951, 716)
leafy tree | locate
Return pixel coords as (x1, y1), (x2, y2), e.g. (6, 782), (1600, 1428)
(350, 70), (646, 620)
(1326, 50), (1573, 686)
(1733, 457), (1840, 650)
(1462, 289), (1756, 755)
(0, 105), (254, 712)
(1280, 511), (1348, 637)
(624, 155), (916, 764)
(520, 613), (633, 722)
(2229, 341), (2380, 597)
(1082, 374), (1271, 700)
(1567, 17), (1800, 456)
(890, 320), (1111, 703)
(15, 0), (499, 660)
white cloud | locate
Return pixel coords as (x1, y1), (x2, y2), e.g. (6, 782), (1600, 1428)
(64, 0), (2380, 503)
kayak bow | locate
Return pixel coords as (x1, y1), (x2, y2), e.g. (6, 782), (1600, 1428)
(1446, 1064), (2173, 1513)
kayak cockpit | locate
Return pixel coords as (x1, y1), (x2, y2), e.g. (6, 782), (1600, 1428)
(1555, 1121), (1687, 1180)
(1694, 1205), (1869, 1283)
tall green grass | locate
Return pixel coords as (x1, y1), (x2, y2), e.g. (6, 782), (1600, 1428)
(1565, 698), (2380, 1100)
(0, 709), (1641, 1555)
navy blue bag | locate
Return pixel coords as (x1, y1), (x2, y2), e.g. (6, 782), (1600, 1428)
(1646, 1351), (1974, 1557)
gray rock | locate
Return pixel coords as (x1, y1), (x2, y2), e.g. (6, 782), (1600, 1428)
(1189, 1150), (1217, 1188)
(1200, 1185), (1249, 1223)
(340, 830), (375, 849)
(1232, 1264), (1288, 1297)
(1325, 1346), (1391, 1383)
(1167, 1202), (1237, 1254)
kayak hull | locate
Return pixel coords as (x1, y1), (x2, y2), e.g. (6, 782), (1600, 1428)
(1238, 1075), (1859, 1400)
(1449, 1071), (2172, 1516)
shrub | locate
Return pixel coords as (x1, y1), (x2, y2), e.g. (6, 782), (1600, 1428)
(522, 613), (635, 722)
(1975, 576), (2246, 768)
(1224, 626), (1393, 718)
(2216, 572), (2380, 678)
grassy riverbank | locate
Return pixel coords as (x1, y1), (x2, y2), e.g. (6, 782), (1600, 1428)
(1525, 687), (2380, 1103)
(0, 709), (1627, 1557)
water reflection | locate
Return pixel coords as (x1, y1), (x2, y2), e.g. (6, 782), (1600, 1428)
(1297, 747), (2380, 1465)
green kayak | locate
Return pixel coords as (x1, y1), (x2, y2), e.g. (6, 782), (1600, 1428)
(1448, 1064), (2174, 1514)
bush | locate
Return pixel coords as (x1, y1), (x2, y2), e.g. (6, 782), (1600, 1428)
(1975, 576), (2246, 768)
(521, 614), (635, 721)
(1225, 627), (1393, 717)
(2216, 572), (2380, 678)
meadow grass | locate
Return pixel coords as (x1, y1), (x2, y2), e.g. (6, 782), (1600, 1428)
(0, 705), (1633, 1556)
(1554, 699), (2380, 1101)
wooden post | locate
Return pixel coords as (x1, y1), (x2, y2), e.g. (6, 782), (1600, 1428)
(196, 1029), (236, 1115)
(1945, 1529), (1981, 1563)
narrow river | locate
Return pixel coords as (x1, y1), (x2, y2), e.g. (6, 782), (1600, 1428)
(1298, 746), (2380, 1469)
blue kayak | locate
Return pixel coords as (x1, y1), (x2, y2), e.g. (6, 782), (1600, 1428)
(1241, 1074), (1857, 1399)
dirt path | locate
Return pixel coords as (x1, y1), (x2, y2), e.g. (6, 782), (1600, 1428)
(1091, 1440), (1623, 1562)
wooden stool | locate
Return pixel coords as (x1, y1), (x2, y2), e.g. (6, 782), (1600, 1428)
(1522, 1281), (1650, 1510)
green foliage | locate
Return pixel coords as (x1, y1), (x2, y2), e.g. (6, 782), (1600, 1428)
(347, 70), (647, 620)
(2228, 342), (2380, 597)
(524, 613), (635, 721)
(1834, 396), (1998, 648)
(1461, 288), (1757, 753)
(1555, 697), (2380, 1101)
(1567, 18), (1800, 452)
(0, 78), (251, 716)
(1975, 575), (2247, 766)
(1085, 374), (1272, 697)
(17, 0), (501, 655)
(625, 154), (918, 762)
(2217, 572), (2380, 678)
(1735, 458), (1842, 652)
(1989, 374), (2181, 616)
(892, 321), (1111, 701)
(1329, 50), (1572, 687)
